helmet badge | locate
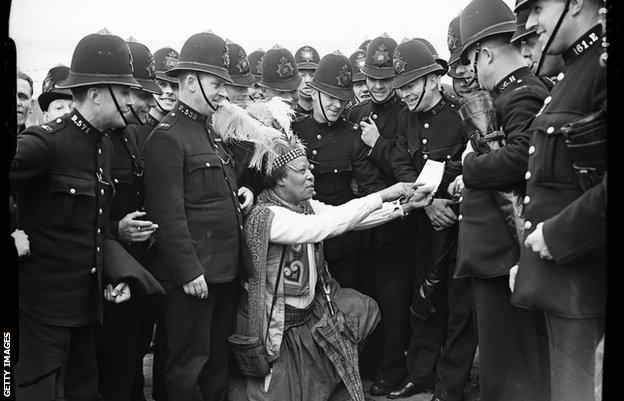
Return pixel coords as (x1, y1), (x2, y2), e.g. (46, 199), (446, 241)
(301, 47), (314, 61)
(448, 27), (458, 51)
(222, 45), (230, 68)
(374, 43), (390, 66)
(277, 56), (294, 78)
(237, 51), (249, 73)
(336, 64), (352, 88)
(393, 50), (406, 74)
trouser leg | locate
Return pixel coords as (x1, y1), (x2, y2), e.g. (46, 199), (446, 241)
(544, 312), (604, 401)
(472, 276), (550, 401)
(373, 236), (414, 385)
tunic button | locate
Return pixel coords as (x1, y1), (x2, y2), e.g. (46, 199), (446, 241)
(546, 126), (555, 134)
(70, 188), (76, 194)
(310, 164), (315, 170)
(205, 162), (211, 167)
(98, 148), (102, 155)
(557, 72), (565, 81)
(56, 118), (62, 123)
(225, 176), (229, 181)
(317, 134), (322, 140)
(313, 191), (317, 196)
(97, 246), (101, 253)
(424, 123), (430, 128)
(99, 167), (104, 173)
(422, 138), (428, 144)
(524, 196), (531, 204)
(446, 155), (451, 159)
(91, 268), (97, 274)
(114, 178), (119, 184)
(458, 196), (463, 203)
(524, 220), (532, 230)
(171, 112), (176, 116)
(458, 214), (463, 222)
(312, 150), (318, 155)
(544, 96), (552, 105)
(525, 171), (532, 180)
(99, 208), (103, 215)
(100, 189), (105, 195)
(239, 225), (244, 230)
(372, 114), (377, 120)
(97, 228), (101, 234)
(517, 79), (523, 83)
(423, 154), (429, 160)
(124, 137), (128, 142)
(333, 169), (338, 173)
(528, 145), (536, 155)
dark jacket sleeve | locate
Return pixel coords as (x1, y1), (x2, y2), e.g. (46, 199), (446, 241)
(352, 138), (386, 195)
(392, 114), (419, 182)
(144, 130), (205, 285)
(10, 129), (52, 194)
(369, 135), (396, 178)
(543, 174), (607, 266)
(463, 86), (547, 189)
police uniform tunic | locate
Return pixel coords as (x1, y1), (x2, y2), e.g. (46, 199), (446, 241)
(456, 67), (551, 401)
(512, 26), (606, 401)
(347, 94), (413, 385)
(11, 110), (114, 400)
(11, 110), (114, 325)
(394, 97), (476, 400)
(143, 100), (247, 399)
(128, 112), (159, 155)
(293, 115), (384, 288)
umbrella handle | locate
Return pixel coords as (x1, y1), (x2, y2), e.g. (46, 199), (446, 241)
(320, 275), (335, 315)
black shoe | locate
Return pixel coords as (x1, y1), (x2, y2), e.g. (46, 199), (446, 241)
(369, 379), (393, 396)
(387, 381), (433, 399)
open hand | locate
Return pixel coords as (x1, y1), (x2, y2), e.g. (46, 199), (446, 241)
(118, 211), (158, 242)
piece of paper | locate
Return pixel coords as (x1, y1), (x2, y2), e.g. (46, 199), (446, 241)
(415, 159), (445, 194)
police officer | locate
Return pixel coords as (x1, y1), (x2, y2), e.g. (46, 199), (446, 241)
(348, 49), (370, 105)
(143, 31), (254, 401)
(347, 33), (413, 396)
(512, 7), (564, 89)
(413, 38), (460, 103)
(454, 0), (551, 399)
(446, 15), (480, 99)
(38, 64), (74, 122)
(511, 1), (607, 400)
(292, 51), (385, 289)
(390, 39), (476, 401)
(94, 37), (161, 401)
(224, 40), (256, 107)
(293, 45), (321, 116)
(12, 31), (136, 401)
(258, 45), (303, 105)
(134, 46), (179, 154)
(247, 48), (265, 101)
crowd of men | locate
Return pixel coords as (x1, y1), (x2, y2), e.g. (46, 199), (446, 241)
(10, 0), (607, 400)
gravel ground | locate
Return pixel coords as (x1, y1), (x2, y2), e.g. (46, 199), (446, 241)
(140, 339), (604, 401)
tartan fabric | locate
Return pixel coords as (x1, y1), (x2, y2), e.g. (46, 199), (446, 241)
(311, 307), (365, 401)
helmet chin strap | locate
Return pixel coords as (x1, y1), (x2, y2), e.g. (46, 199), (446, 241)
(154, 97), (169, 114)
(369, 88), (395, 104)
(317, 92), (331, 123)
(536, 0), (570, 76)
(465, 43), (481, 88)
(108, 85), (129, 127)
(196, 72), (218, 112)
(413, 80), (427, 112)
(129, 106), (144, 125)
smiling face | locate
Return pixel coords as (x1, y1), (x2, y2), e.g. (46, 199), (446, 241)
(521, 34), (542, 71)
(526, 0), (570, 55)
(397, 75), (440, 112)
(312, 90), (348, 122)
(16, 78), (33, 126)
(154, 79), (178, 111)
(353, 81), (370, 102)
(125, 88), (156, 124)
(366, 76), (395, 102)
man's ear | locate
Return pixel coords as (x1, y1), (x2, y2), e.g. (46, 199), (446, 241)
(568, 0), (584, 17)
(274, 173), (287, 187)
(88, 87), (101, 105)
(481, 46), (494, 65)
(427, 74), (440, 90)
(183, 73), (197, 92)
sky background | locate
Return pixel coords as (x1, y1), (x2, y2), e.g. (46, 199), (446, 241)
(10, 0), (516, 98)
